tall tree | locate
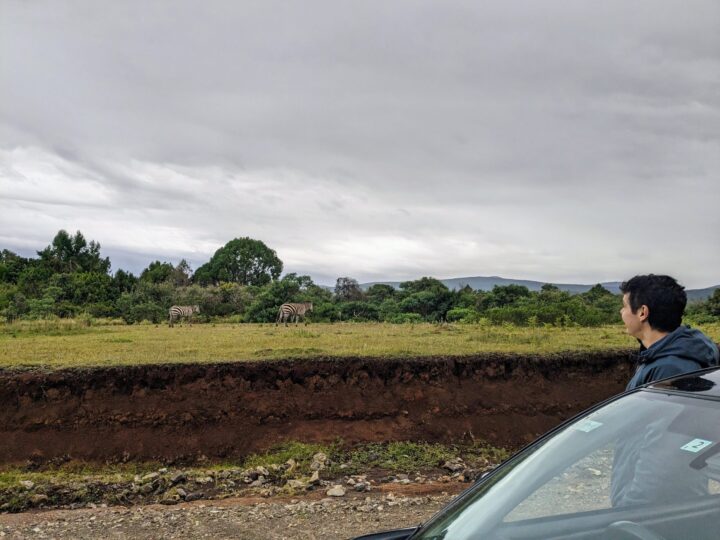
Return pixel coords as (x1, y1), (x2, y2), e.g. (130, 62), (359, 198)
(481, 284), (532, 308)
(194, 237), (282, 286)
(398, 277), (454, 321)
(0, 250), (29, 283)
(171, 259), (193, 287)
(334, 277), (364, 301)
(582, 283), (614, 303)
(37, 230), (110, 274)
(366, 283), (396, 303)
(112, 269), (138, 294)
(140, 261), (174, 284)
(707, 289), (720, 317)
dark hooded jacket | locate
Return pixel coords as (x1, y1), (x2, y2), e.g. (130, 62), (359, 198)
(611, 325), (719, 507)
(625, 325), (719, 391)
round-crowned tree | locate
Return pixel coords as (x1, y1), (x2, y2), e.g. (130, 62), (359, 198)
(194, 237), (283, 286)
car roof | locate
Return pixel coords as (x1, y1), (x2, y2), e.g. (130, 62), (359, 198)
(647, 366), (720, 398)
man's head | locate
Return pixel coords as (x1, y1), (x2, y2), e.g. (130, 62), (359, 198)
(619, 275), (686, 336)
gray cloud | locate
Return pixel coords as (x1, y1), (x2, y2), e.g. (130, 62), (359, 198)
(1, 0), (718, 287)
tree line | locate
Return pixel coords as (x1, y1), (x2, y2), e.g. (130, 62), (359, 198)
(1, 230), (718, 326)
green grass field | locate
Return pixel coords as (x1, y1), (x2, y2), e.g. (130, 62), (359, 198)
(1, 320), (718, 370)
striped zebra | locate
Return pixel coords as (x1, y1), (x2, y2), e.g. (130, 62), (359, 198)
(276, 302), (313, 326)
(168, 305), (200, 327)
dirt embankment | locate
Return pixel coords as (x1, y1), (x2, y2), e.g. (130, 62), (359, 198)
(0, 351), (635, 464)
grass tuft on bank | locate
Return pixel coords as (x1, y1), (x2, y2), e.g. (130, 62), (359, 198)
(0, 440), (509, 512)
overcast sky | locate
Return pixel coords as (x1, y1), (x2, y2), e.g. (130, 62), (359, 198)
(1, 1), (718, 288)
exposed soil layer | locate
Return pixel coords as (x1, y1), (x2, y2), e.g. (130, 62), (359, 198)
(0, 351), (635, 464)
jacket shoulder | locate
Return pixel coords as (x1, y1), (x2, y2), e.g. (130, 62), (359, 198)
(642, 357), (703, 384)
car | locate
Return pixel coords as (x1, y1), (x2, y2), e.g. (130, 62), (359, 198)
(354, 367), (720, 540)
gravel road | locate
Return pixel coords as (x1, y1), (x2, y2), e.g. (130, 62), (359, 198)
(0, 484), (463, 539)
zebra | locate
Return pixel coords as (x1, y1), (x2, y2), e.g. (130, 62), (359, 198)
(168, 305), (200, 327)
(276, 302), (313, 326)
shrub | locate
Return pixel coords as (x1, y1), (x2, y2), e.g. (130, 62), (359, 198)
(387, 312), (424, 324)
(124, 302), (166, 324)
(486, 306), (528, 326)
(84, 302), (117, 318)
(446, 307), (482, 323)
(338, 301), (380, 322)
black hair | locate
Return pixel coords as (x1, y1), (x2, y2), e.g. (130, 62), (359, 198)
(619, 274), (686, 332)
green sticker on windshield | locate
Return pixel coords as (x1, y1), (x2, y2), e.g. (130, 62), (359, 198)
(680, 439), (713, 453)
(574, 419), (602, 433)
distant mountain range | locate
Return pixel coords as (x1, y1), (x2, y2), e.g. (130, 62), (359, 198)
(357, 276), (719, 301)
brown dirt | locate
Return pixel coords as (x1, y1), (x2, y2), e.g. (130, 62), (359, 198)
(0, 485), (462, 539)
(0, 351), (634, 464)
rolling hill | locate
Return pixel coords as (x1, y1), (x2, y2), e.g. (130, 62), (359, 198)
(358, 276), (718, 300)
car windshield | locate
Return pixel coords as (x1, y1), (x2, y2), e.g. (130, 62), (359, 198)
(413, 389), (720, 540)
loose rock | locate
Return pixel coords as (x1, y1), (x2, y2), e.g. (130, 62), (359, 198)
(309, 470), (320, 485)
(170, 472), (187, 485)
(141, 473), (160, 483)
(443, 458), (465, 473)
(310, 452), (328, 471)
(326, 485), (346, 497)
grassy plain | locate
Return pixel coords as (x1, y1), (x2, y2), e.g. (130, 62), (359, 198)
(1, 320), (718, 370)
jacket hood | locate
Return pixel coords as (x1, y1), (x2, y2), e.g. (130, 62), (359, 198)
(640, 325), (719, 368)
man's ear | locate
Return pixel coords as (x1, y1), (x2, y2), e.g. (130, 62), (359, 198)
(637, 305), (650, 323)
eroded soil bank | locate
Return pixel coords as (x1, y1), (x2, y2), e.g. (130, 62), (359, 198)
(0, 351), (634, 464)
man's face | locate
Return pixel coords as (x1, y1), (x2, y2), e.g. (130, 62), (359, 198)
(620, 293), (646, 338)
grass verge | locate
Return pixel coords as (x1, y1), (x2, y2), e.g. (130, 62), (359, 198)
(4, 321), (716, 370)
(0, 440), (510, 512)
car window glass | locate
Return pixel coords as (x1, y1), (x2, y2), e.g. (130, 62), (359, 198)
(504, 442), (720, 523)
(414, 390), (720, 540)
(505, 444), (614, 521)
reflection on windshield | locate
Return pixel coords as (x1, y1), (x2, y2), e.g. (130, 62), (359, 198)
(506, 445), (614, 521)
(414, 391), (720, 540)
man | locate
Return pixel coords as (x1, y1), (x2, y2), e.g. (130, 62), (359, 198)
(611, 274), (719, 507)
(619, 274), (718, 390)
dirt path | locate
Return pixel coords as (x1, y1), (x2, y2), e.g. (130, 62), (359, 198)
(0, 483), (464, 539)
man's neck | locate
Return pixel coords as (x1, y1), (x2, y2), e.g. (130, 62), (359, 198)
(639, 327), (670, 349)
